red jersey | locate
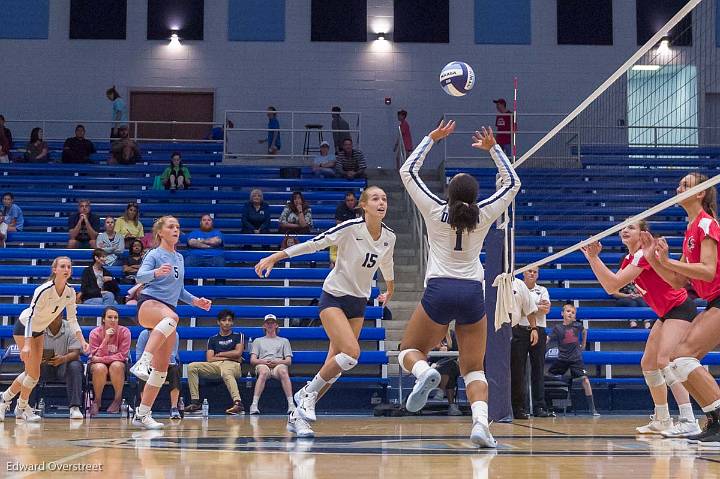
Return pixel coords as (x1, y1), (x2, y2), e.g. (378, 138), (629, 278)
(683, 210), (720, 301)
(620, 250), (687, 317)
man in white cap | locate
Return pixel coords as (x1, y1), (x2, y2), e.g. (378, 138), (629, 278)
(249, 314), (295, 414)
(312, 140), (336, 178)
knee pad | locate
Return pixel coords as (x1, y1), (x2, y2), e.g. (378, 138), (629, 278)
(643, 369), (666, 388)
(328, 373), (342, 384)
(397, 349), (420, 373)
(21, 374), (38, 389)
(662, 365), (680, 387)
(464, 371), (487, 387)
(16, 372), (26, 384)
(155, 317), (177, 338)
(147, 369), (168, 388)
(671, 357), (702, 383)
(334, 352), (358, 371)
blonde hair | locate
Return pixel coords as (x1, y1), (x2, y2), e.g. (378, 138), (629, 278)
(49, 256), (72, 281)
(152, 215), (178, 247)
(358, 186), (385, 218)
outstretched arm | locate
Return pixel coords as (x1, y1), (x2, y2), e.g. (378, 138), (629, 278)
(582, 241), (642, 294)
(473, 127), (521, 225)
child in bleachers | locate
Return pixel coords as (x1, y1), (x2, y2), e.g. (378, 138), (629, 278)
(547, 303), (599, 416)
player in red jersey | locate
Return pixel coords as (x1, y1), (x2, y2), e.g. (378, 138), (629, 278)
(641, 172), (720, 447)
(582, 220), (699, 437)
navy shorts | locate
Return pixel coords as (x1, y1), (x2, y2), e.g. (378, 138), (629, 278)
(421, 278), (486, 326)
(660, 297), (697, 322)
(318, 291), (367, 319)
(137, 294), (177, 323)
(13, 320), (43, 338)
(549, 359), (587, 378)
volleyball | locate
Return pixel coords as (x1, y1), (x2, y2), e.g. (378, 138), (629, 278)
(439, 61), (475, 97)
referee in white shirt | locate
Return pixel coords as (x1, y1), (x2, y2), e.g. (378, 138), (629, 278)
(510, 268), (553, 419)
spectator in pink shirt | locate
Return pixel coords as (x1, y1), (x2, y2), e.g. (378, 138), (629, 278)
(394, 110), (413, 168)
(88, 306), (131, 416)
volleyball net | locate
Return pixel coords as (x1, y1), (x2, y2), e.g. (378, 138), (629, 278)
(495, 0), (720, 328)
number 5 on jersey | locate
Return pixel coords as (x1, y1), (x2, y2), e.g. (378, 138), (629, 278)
(174, 266), (179, 278)
(362, 253), (378, 268)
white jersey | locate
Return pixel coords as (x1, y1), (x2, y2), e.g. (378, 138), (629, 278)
(284, 218), (395, 298)
(525, 283), (549, 327)
(510, 278), (538, 326)
(401, 136), (520, 285)
(18, 281), (81, 337)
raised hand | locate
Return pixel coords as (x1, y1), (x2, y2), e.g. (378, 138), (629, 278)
(428, 120), (456, 142)
(581, 241), (602, 259)
(472, 127), (497, 151)
(656, 237), (670, 264)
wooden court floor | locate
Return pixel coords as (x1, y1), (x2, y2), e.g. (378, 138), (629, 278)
(0, 415), (718, 478)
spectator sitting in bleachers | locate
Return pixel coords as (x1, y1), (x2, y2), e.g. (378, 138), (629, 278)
(429, 327), (461, 416)
(249, 314), (295, 415)
(88, 306), (131, 416)
(67, 199), (100, 249)
(312, 141), (336, 178)
(547, 303), (599, 416)
(96, 216), (125, 266)
(136, 329), (182, 419)
(185, 214), (226, 271)
(335, 191), (358, 223)
(161, 152), (191, 190)
(185, 310), (245, 415)
(0, 192), (24, 248)
(612, 281), (650, 329)
(335, 138), (366, 179)
(79, 249), (118, 306)
(23, 127), (49, 163)
(41, 313), (84, 419)
(279, 191), (313, 234)
(109, 125), (140, 165)
(115, 202), (144, 249)
(0, 125), (9, 163)
(242, 189), (272, 234)
(0, 115), (12, 150)
(121, 239), (144, 283)
(61, 124), (96, 164)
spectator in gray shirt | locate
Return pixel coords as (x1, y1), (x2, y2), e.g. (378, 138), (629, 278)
(331, 106), (352, 154)
(41, 313), (84, 419)
(249, 314), (294, 415)
(96, 216), (125, 266)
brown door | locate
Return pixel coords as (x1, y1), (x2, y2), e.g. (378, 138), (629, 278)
(129, 91), (214, 140)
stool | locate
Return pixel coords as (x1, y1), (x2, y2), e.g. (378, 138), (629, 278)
(303, 124), (324, 156)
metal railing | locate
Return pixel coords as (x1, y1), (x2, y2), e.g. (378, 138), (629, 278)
(398, 127), (428, 280)
(223, 109), (362, 161)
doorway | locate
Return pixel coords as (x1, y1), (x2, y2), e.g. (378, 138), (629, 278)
(129, 90), (214, 140)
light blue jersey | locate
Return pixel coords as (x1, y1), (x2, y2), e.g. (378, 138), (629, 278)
(136, 248), (196, 307)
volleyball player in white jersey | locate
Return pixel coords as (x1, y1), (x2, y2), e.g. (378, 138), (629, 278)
(397, 122), (520, 448)
(130, 216), (212, 429)
(255, 187), (395, 437)
(0, 256), (89, 421)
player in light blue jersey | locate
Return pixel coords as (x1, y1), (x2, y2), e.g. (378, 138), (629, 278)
(129, 216), (211, 429)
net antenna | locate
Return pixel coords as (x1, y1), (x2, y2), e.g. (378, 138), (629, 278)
(494, 0), (716, 330)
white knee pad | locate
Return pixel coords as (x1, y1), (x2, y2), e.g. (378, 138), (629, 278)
(643, 369), (666, 388)
(464, 371), (487, 387)
(21, 375), (38, 389)
(16, 372), (26, 384)
(155, 317), (177, 338)
(328, 373), (342, 384)
(671, 357), (702, 383)
(334, 352), (358, 371)
(661, 365), (680, 387)
(397, 349), (420, 373)
(146, 369), (168, 388)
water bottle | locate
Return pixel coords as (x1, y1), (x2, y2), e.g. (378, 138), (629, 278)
(245, 370), (253, 389)
(178, 397), (185, 419)
(202, 398), (209, 418)
(120, 399), (128, 417)
(37, 398), (45, 417)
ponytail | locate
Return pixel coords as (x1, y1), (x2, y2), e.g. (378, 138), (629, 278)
(692, 172), (718, 218)
(447, 173), (480, 234)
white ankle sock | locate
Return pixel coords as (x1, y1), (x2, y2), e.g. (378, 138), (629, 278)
(411, 360), (431, 378)
(287, 396), (294, 406)
(655, 404), (670, 420)
(679, 403), (695, 421)
(2, 389), (16, 403)
(139, 351), (153, 364)
(137, 404), (151, 416)
(251, 397), (259, 407)
(471, 400), (488, 426)
(17, 398), (28, 410)
(305, 374), (328, 394)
